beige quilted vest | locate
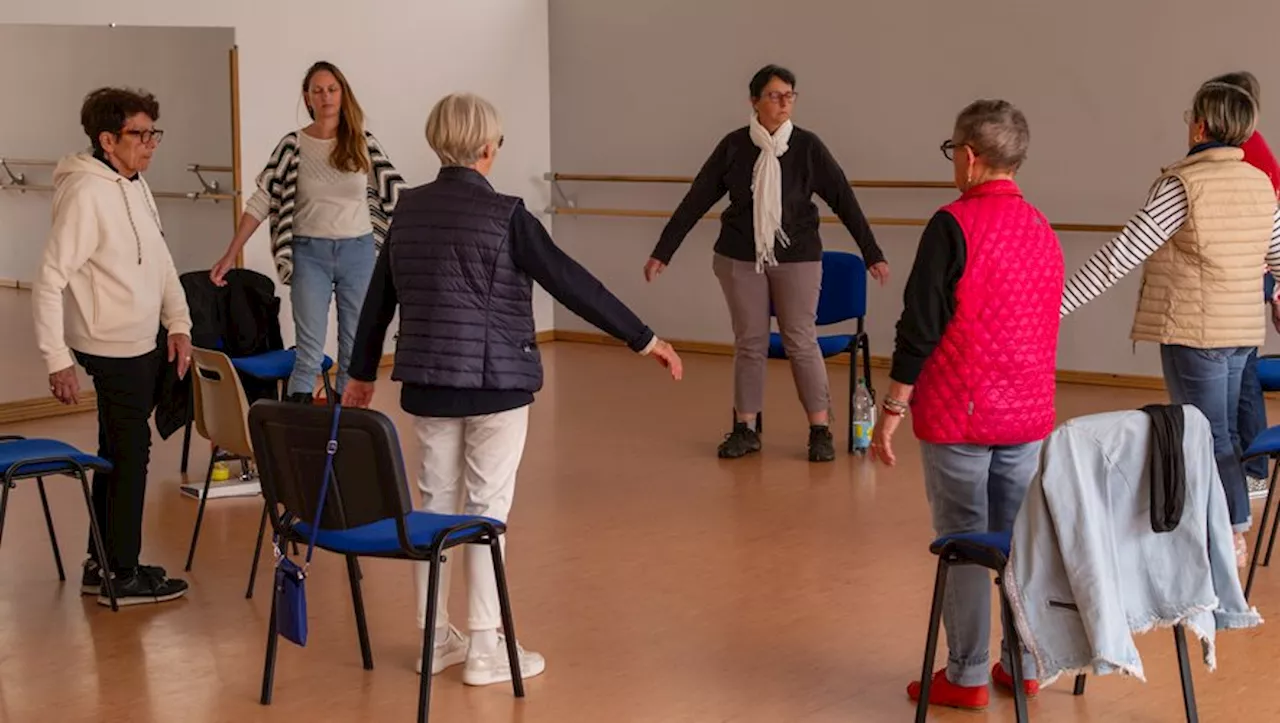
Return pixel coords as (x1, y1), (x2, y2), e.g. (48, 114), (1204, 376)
(1130, 147), (1275, 348)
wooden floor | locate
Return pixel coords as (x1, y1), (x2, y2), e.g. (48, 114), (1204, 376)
(1, 341), (1278, 722)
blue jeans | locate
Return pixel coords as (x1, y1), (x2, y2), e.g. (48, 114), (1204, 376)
(1238, 348), (1269, 480)
(288, 234), (376, 396)
(920, 441), (1041, 687)
(1160, 345), (1252, 532)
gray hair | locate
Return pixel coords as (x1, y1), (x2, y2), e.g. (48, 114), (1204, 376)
(1192, 80), (1258, 146)
(426, 92), (503, 167)
(953, 99), (1030, 172)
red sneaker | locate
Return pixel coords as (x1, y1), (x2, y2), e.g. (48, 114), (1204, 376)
(992, 662), (1039, 697)
(907, 669), (989, 710)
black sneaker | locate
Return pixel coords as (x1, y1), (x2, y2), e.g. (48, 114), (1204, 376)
(717, 422), (762, 459)
(82, 559), (168, 595)
(808, 425), (835, 463)
(98, 566), (188, 607)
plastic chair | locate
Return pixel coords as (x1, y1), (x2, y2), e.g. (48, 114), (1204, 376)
(1257, 275), (1280, 392)
(915, 532), (1196, 722)
(745, 250), (874, 452)
(0, 436), (120, 610)
(247, 400), (526, 722)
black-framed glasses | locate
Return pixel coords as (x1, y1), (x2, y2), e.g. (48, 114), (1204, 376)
(940, 139), (966, 161)
(121, 128), (164, 145)
(499, 135), (504, 148)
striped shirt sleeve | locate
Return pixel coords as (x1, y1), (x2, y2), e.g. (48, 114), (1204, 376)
(1060, 176), (1188, 317)
(1269, 208), (1280, 297)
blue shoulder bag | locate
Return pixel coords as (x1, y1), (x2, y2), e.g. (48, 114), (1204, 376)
(274, 402), (342, 647)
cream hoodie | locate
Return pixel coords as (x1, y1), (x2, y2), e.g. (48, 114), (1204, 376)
(32, 152), (192, 374)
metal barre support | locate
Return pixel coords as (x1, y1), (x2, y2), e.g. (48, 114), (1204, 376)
(0, 159), (25, 187)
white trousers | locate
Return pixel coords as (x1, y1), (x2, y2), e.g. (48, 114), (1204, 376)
(413, 405), (528, 632)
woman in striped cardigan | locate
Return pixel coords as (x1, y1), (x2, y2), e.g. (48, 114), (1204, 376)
(211, 61), (405, 402)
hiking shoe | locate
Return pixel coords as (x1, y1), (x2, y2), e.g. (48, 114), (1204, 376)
(82, 559), (167, 595)
(808, 425), (835, 462)
(98, 566), (188, 607)
(717, 422), (761, 459)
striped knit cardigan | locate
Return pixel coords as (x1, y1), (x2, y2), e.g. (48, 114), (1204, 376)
(254, 130), (406, 285)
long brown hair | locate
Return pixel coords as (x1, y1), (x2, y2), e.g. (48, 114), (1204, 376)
(302, 61), (370, 174)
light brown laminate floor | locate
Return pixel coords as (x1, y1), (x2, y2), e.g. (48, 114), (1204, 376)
(0, 342), (1277, 722)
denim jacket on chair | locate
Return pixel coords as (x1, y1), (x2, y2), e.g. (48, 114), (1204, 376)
(1004, 406), (1262, 683)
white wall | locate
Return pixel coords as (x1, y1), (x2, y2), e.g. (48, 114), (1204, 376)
(2, 0), (555, 385)
(547, 0), (1280, 378)
(0, 24), (233, 403)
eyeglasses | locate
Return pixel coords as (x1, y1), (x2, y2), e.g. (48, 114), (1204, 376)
(499, 135), (504, 148)
(120, 128), (164, 145)
(762, 91), (798, 104)
(940, 139), (968, 161)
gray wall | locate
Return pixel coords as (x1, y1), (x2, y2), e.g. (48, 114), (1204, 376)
(547, 0), (1280, 378)
(0, 24), (234, 403)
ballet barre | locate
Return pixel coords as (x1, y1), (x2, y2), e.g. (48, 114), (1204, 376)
(0, 278), (32, 291)
(547, 206), (1124, 235)
(0, 157), (238, 203)
(547, 172), (955, 190)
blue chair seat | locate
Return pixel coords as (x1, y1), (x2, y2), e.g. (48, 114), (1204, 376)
(293, 512), (503, 555)
(232, 349), (334, 381)
(1244, 424), (1280, 460)
(767, 333), (856, 360)
(929, 531), (1012, 570)
(1257, 357), (1280, 392)
(0, 439), (111, 479)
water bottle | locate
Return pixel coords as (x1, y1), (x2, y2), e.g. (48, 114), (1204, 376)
(852, 379), (874, 453)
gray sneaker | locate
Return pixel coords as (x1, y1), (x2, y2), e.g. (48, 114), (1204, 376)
(1248, 476), (1269, 500)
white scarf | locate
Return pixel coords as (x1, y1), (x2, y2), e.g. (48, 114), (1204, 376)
(748, 113), (793, 272)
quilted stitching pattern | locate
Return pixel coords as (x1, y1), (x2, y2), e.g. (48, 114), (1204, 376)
(912, 181), (1064, 445)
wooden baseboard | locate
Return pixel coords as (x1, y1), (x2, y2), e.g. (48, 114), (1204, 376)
(0, 393), (98, 426)
(550, 329), (1177, 393)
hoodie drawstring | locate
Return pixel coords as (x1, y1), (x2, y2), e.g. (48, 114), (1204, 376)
(116, 179), (163, 265)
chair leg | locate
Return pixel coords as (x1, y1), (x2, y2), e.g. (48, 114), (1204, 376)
(915, 557), (949, 723)
(260, 581), (280, 705)
(1073, 673), (1087, 695)
(184, 450), (221, 572)
(77, 472), (117, 612)
(1173, 624), (1199, 723)
(1244, 463), (1278, 600)
(860, 330), (875, 403)
(246, 502), (269, 599)
(0, 478), (12, 552)
(36, 478), (65, 581)
(847, 345), (856, 454)
(180, 418), (193, 476)
(346, 555), (374, 670)
(321, 368), (335, 404)
(999, 585), (1029, 723)
(418, 550), (444, 723)
(1264, 490), (1280, 567)
(490, 534), (526, 699)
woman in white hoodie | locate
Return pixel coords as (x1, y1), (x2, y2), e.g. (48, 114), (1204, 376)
(32, 87), (193, 607)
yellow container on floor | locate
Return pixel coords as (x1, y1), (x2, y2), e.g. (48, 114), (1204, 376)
(210, 461), (230, 482)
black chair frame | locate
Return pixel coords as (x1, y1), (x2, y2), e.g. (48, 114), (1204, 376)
(917, 539), (1198, 722)
(1242, 447), (1280, 601)
(0, 435), (119, 611)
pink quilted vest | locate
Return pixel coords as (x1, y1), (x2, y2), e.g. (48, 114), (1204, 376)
(911, 180), (1064, 446)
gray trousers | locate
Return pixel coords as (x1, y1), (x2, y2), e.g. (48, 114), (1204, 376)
(712, 253), (829, 417)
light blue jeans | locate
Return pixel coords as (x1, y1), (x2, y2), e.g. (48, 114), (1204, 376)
(288, 234), (376, 396)
(920, 441), (1041, 687)
(1160, 344), (1253, 532)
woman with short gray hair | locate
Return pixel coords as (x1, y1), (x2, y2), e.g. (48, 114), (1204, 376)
(873, 99), (1063, 710)
(1061, 78), (1280, 567)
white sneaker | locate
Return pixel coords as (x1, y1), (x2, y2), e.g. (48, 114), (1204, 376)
(415, 625), (469, 675)
(1249, 476), (1269, 500)
(462, 635), (546, 686)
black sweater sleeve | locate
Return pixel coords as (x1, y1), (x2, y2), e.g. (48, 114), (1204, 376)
(348, 241), (398, 382)
(890, 211), (967, 385)
(511, 204), (656, 352)
(810, 135), (885, 267)
(650, 134), (731, 264)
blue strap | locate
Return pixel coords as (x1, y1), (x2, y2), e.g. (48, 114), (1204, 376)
(303, 403), (342, 568)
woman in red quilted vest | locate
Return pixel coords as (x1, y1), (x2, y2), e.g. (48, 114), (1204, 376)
(871, 99), (1065, 711)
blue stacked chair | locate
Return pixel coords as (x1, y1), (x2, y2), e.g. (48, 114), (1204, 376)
(747, 250), (874, 453)
(0, 436), (120, 611)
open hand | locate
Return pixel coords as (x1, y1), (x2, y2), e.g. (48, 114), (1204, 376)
(168, 333), (192, 380)
(49, 366), (80, 405)
(648, 339), (683, 381)
(343, 379), (376, 408)
(870, 411), (903, 466)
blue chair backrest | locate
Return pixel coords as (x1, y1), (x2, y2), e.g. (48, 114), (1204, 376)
(1267, 273), (1275, 302)
(815, 251), (868, 325)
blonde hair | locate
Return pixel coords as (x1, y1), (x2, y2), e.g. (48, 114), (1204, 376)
(1191, 80), (1258, 146)
(426, 93), (503, 167)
